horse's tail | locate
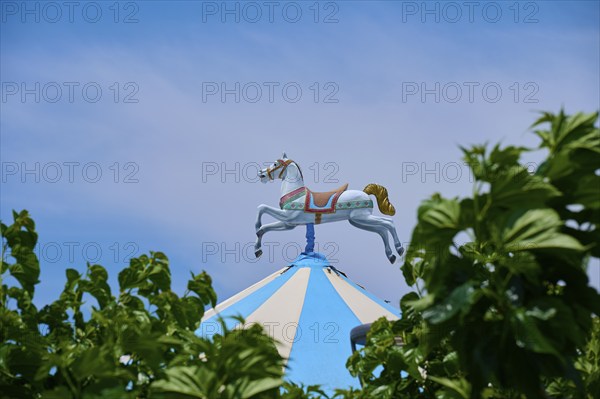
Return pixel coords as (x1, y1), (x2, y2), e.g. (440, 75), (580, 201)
(363, 184), (396, 216)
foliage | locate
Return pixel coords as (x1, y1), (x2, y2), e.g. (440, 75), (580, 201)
(345, 110), (600, 398)
(546, 316), (600, 397)
(1, 110), (598, 399)
(0, 210), (294, 399)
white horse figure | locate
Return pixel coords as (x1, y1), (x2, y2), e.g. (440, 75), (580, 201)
(255, 153), (404, 263)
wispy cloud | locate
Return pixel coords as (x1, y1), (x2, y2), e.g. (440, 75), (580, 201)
(2, 1), (599, 306)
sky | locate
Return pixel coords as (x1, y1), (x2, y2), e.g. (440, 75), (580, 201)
(1, 0), (599, 311)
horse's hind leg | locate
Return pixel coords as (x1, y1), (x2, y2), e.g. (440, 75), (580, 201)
(348, 218), (396, 264)
(370, 215), (404, 256)
(255, 221), (295, 258)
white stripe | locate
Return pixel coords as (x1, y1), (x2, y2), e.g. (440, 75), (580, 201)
(202, 267), (290, 322)
(324, 269), (398, 323)
(242, 267), (311, 362)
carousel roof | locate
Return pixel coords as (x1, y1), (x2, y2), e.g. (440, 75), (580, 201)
(196, 252), (400, 391)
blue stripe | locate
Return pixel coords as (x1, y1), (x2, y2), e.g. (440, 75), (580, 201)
(286, 268), (361, 391)
(196, 267), (299, 337)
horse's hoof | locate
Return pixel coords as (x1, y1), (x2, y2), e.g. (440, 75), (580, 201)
(389, 255), (396, 264)
(255, 249), (263, 258)
(397, 247), (405, 257)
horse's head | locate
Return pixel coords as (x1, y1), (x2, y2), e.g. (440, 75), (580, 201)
(259, 152), (302, 183)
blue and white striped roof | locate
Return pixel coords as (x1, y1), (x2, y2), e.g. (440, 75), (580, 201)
(197, 252), (399, 390)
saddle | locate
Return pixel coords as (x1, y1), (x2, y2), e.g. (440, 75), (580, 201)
(305, 183), (348, 213)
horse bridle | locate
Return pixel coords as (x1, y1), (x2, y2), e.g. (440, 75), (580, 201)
(266, 159), (303, 180)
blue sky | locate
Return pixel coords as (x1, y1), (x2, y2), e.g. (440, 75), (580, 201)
(1, 0), (599, 310)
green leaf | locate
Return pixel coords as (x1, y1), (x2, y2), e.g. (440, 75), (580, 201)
(499, 252), (541, 283)
(40, 387), (72, 399)
(88, 264), (108, 282)
(78, 278), (112, 309)
(400, 292), (420, 314)
(408, 195), (462, 260)
(70, 346), (112, 383)
(188, 271), (217, 308)
(489, 144), (528, 167)
(118, 267), (139, 291)
(573, 175), (600, 209)
(150, 366), (208, 398)
(510, 309), (561, 357)
(239, 376), (283, 398)
(501, 209), (584, 252)
(8, 259), (40, 295)
(401, 261), (416, 286)
(148, 263), (171, 292)
(490, 166), (560, 209)
(66, 268), (80, 284)
(422, 283), (478, 324)
(419, 196), (461, 231)
(427, 376), (470, 398)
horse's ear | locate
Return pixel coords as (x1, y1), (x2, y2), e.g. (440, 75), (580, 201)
(282, 151), (287, 159)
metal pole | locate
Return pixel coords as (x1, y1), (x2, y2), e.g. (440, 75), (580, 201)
(305, 223), (315, 253)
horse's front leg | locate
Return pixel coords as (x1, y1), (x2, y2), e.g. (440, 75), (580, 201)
(255, 221), (295, 258)
(255, 204), (291, 230)
(254, 206), (298, 258)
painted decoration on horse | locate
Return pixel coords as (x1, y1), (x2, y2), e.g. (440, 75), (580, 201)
(255, 153), (404, 263)
(279, 184), (374, 214)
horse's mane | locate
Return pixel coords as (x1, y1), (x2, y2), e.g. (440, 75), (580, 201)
(288, 160), (304, 181)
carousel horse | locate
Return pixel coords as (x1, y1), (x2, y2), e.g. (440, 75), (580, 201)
(255, 153), (404, 263)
